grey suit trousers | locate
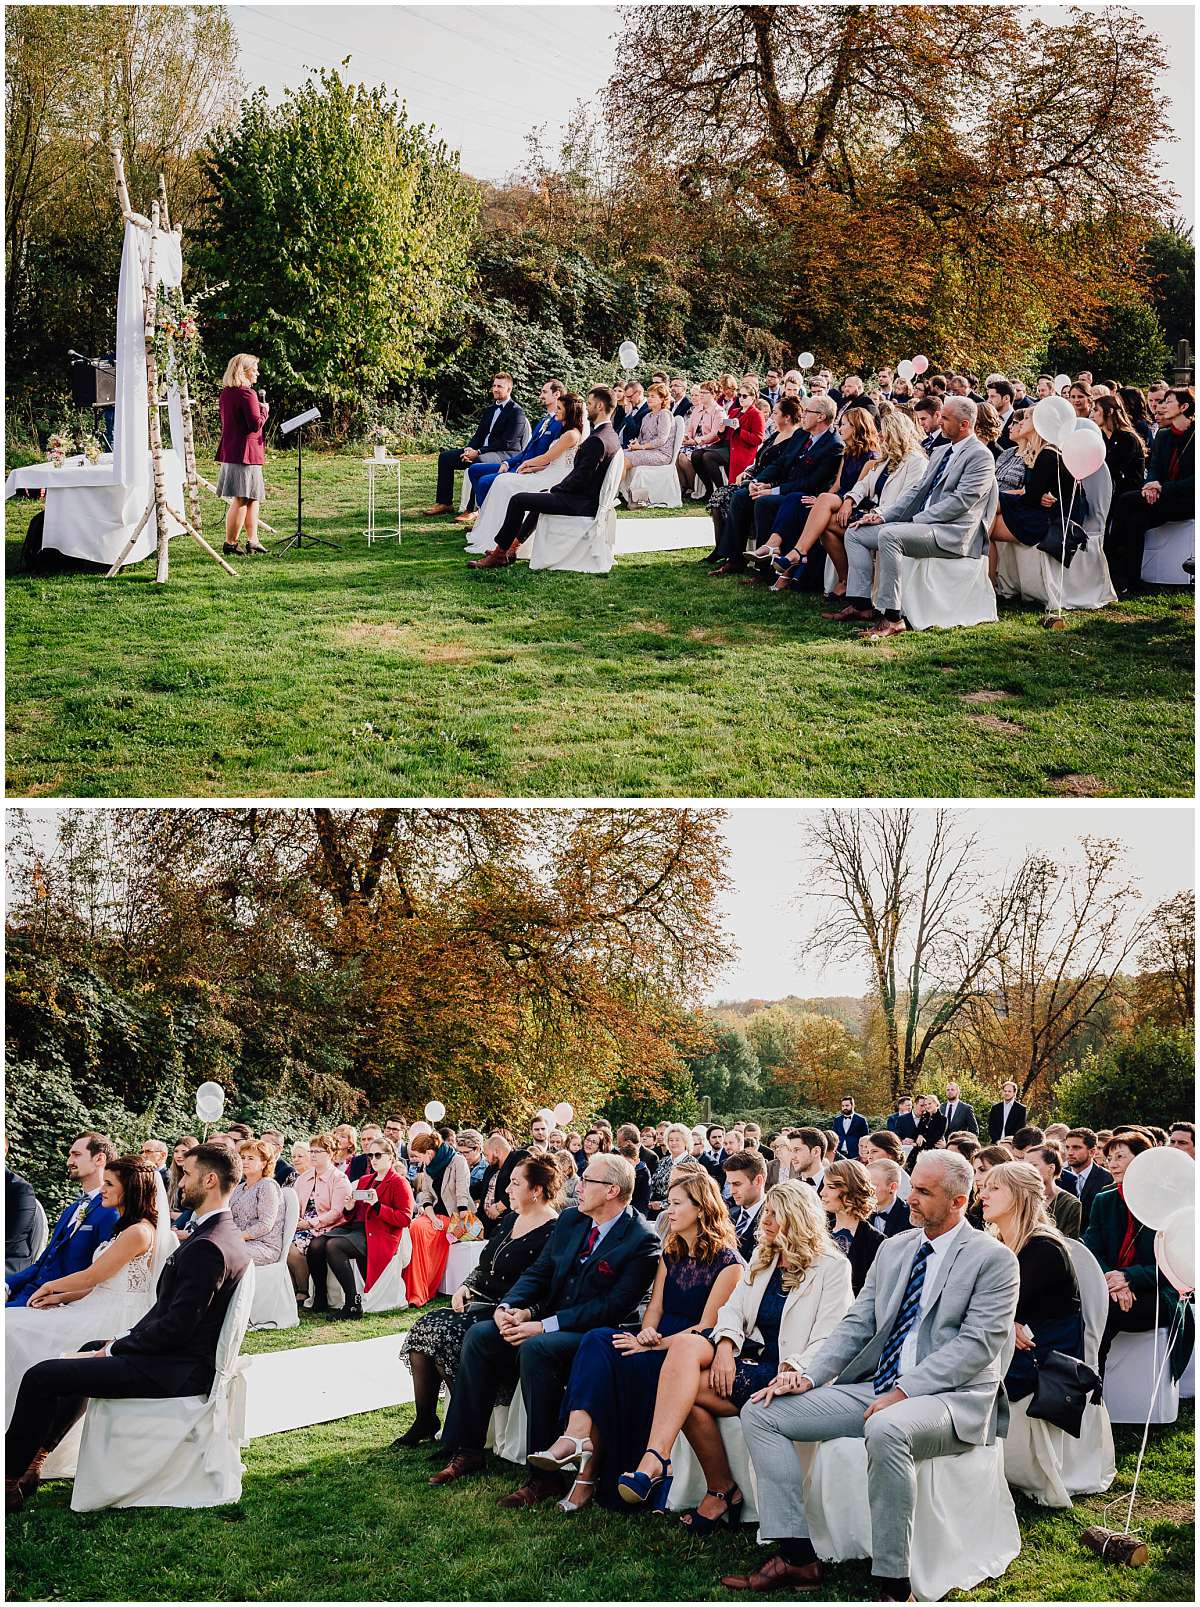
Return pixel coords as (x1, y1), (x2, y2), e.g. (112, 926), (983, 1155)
(846, 523), (966, 615)
(741, 1382), (970, 1578)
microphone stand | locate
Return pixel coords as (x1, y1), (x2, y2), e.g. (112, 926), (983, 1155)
(275, 420), (338, 552)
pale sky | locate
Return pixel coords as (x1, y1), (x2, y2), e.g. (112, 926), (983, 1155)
(8, 804), (1193, 1007)
(227, 3), (1195, 220)
(709, 804), (1195, 1002)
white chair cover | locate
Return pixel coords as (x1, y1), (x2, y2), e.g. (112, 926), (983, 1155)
(527, 447), (624, 573)
(248, 1187), (300, 1331)
(29, 1200), (49, 1262)
(1059, 1239), (1117, 1496)
(1104, 1327), (1179, 1425)
(361, 1228), (412, 1314)
(1141, 519), (1195, 584)
(993, 464), (1116, 611)
(665, 1413), (760, 1523)
(71, 1263), (256, 1510)
(804, 1434), (1020, 1601)
(898, 553), (998, 631)
(485, 1389), (528, 1464)
(438, 1237), (486, 1296)
(622, 414), (686, 508)
(1178, 1343), (1195, 1400)
(1002, 1394), (1072, 1508)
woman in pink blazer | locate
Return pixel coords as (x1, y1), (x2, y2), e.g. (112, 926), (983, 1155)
(678, 383), (727, 496)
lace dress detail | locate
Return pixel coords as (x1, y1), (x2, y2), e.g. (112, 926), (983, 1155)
(114, 1247), (155, 1294)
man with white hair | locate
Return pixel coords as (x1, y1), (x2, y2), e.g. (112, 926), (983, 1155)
(835, 395), (998, 640)
(431, 1151), (659, 1506)
(866, 1159), (911, 1238)
(140, 1138), (170, 1191)
(725, 1151), (1019, 1600)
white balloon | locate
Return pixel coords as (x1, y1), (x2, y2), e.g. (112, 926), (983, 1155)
(553, 1102), (574, 1126)
(408, 1120), (432, 1140)
(1122, 1146), (1194, 1231)
(195, 1080), (225, 1120)
(1032, 395), (1077, 448)
(618, 341), (639, 370)
(896, 359), (915, 381)
(1054, 374), (1072, 392)
(536, 1107), (556, 1127)
(424, 1100), (446, 1122)
(1156, 1207), (1195, 1294)
(1060, 432), (1107, 479)
(1073, 418), (1104, 439)
(798, 352), (815, 370)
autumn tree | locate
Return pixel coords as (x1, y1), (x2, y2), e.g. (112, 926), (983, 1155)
(801, 810), (1024, 1104)
(1133, 889), (1195, 1030)
(958, 839), (1153, 1101)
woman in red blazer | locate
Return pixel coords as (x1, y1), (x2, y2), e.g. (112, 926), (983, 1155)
(726, 383), (767, 481)
(216, 352), (269, 556)
(324, 1137), (414, 1317)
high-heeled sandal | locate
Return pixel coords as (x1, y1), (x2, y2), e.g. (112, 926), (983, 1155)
(529, 1434), (592, 1474)
(222, 541), (242, 556)
(617, 1447), (672, 1506)
(772, 551), (806, 576)
(752, 540), (780, 560)
(679, 1482), (743, 1534)
(556, 1451), (596, 1513)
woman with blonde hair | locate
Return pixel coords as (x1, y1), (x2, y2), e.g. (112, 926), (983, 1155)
(987, 409), (1063, 579)
(615, 1180), (851, 1531)
(756, 404), (880, 573)
(771, 408), (926, 596)
(978, 1160), (1082, 1399)
(215, 353), (269, 556)
(531, 1167), (743, 1514)
(677, 382), (727, 496)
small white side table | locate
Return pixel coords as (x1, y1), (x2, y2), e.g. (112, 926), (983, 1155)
(363, 455), (402, 544)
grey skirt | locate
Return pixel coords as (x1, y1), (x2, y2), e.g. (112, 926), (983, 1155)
(216, 461), (265, 500)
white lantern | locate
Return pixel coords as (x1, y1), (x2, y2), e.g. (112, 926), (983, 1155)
(195, 1081), (225, 1122)
(554, 1101), (574, 1126)
(797, 351), (815, 370)
(424, 1100), (446, 1122)
(618, 340), (640, 370)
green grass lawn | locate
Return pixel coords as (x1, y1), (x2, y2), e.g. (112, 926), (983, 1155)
(5, 450), (1193, 798)
(5, 1298), (1193, 1603)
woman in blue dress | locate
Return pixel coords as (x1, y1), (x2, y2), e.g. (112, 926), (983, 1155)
(528, 1168), (742, 1514)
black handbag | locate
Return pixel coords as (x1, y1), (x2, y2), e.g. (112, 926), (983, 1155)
(1026, 1350), (1103, 1438)
(1036, 483), (1090, 568)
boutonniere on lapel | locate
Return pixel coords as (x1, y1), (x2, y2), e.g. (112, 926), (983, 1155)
(595, 1260), (615, 1277)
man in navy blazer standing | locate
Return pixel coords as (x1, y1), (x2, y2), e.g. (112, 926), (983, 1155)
(431, 1152), (659, 1505)
(426, 373), (531, 514)
(6, 1133), (119, 1307)
(831, 1097), (870, 1160)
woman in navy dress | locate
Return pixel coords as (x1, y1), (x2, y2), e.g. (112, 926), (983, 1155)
(528, 1169), (742, 1513)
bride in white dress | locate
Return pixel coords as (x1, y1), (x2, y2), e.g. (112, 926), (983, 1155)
(466, 392), (586, 553)
(5, 1157), (175, 1428)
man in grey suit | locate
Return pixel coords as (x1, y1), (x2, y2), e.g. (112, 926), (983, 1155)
(835, 396), (998, 640)
(722, 1151), (1018, 1601)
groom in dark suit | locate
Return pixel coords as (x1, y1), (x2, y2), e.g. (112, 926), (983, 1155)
(426, 373), (531, 513)
(431, 1150), (659, 1504)
(6, 1144), (250, 1511)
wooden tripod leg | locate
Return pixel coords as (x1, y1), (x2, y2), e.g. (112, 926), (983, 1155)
(104, 497), (156, 577)
(164, 504), (239, 577)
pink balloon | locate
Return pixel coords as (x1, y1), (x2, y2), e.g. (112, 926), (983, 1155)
(1060, 432), (1106, 480)
(911, 355), (929, 376)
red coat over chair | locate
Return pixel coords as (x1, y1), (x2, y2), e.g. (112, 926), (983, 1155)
(217, 385), (266, 466)
(728, 404), (766, 480)
(342, 1169), (414, 1290)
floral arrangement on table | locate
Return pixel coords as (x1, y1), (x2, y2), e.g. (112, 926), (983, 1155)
(47, 402), (104, 467)
(46, 431), (71, 469)
(152, 284), (205, 392)
(364, 421), (398, 459)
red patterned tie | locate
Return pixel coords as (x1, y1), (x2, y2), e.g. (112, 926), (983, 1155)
(580, 1223), (599, 1262)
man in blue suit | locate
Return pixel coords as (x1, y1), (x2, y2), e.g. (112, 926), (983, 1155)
(462, 380), (565, 518)
(6, 1133), (119, 1306)
(886, 1097), (919, 1143)
(831, 1097), (870, 1160)
(431, 1151), (659, 1505)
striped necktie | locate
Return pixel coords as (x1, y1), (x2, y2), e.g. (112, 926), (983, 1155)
(923, 447), (952, 503)
(874, 1241), (933, 1394)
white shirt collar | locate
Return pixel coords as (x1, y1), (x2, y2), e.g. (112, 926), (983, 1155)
(191, 1207), (230, 1228)
(84, 1186), (102, 1201)
(948, 433), (971, 455)
(1071, 1160), (1093, 1183)
(921, 1215), (971, 1259)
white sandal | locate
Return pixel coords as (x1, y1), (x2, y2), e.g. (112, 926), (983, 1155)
(557, 1454), (596, 1513)
(529, 1434), (593, 1473)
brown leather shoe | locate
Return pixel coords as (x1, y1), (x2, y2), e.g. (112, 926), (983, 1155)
(467, 547), (517, 569)
(429, 1450), (485, 1486)
(722, 1554), (826, 1592)
(5, 1449), (49, 1512)
(423, 503), (454, 516)
(497, 1471), (565, 1507)
(822, 603), (876, 622)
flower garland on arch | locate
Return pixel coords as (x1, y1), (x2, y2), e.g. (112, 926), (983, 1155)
(152, 284), (204, 395)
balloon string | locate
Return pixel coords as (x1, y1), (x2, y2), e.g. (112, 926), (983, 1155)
(1053, 454), (1078, 619)
(1120, 1287), (1188, 1536)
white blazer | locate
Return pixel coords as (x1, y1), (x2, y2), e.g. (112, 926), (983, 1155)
(847, 448), (928, 518)
(708, 1250), (853, 1374)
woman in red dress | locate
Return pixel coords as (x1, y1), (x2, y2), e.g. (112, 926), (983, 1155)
(403, 1129), (474, 1306)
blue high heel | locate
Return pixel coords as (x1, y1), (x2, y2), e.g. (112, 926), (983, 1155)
(679, 1482), (743, 1534)
(650, 1469), (675, 1516)
(617, 1448), (672, 1506)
